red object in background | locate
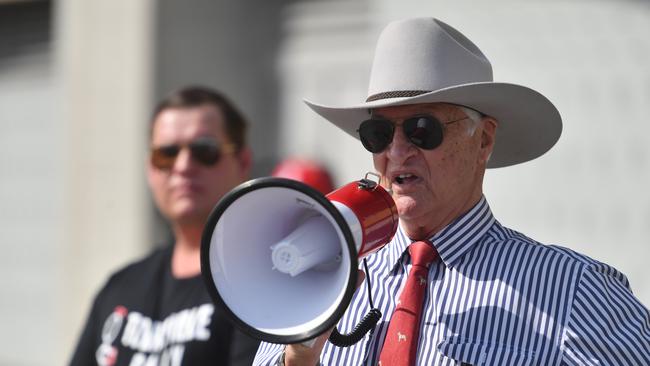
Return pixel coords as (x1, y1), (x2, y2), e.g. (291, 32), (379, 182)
(271, 158), (335, 195)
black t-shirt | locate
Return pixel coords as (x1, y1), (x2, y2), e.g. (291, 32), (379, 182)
(69, 246), (259, 366)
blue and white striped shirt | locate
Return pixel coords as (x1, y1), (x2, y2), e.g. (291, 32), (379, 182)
(255, 197), (650, 365)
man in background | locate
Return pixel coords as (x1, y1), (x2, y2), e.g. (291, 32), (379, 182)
(70, 86), (259, 365)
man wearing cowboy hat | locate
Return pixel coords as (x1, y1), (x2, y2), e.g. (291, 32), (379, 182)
(255, 18), (650, 365)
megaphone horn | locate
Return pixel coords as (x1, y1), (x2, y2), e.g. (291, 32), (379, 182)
(201, 173), (398, 345)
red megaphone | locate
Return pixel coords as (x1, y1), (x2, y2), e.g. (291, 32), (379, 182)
(201, 173), (397, 344)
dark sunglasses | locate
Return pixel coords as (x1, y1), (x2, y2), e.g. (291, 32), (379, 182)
(150, 137), (236, 170)
(357, 115), (469, 153)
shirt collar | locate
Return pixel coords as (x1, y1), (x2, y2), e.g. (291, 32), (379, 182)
(387, 196), (496, 271)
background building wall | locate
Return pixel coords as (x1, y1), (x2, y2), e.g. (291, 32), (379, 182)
(55, 0), (154, 365)
(0, 3), (61, 365)
(0, 0), (648, 365)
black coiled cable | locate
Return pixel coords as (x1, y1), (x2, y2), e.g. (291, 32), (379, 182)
(328, 308), (381, 347)
(328, 259), (381, 347)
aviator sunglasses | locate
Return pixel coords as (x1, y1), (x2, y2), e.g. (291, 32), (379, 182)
(357, 115), (470, 153)
(150, 137), (236, 170)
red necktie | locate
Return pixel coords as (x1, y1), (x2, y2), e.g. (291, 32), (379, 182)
(379, 241), (438, 366)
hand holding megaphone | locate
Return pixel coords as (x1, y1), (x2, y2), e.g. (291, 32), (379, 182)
(200, 173), (398, 346)
(282, 269), (366, 365)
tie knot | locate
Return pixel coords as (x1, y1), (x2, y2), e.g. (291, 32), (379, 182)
(408, 241), (438, 267)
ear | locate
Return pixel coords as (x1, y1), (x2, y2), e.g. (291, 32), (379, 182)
(479, 117), (498, 164)
(236, 146), (253, 180)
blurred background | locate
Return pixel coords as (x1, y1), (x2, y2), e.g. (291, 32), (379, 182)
(0, 0), (648, 364)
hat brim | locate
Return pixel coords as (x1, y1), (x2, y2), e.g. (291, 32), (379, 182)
(304, 82), (562, 168)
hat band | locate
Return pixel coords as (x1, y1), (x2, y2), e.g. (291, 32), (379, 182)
(365, 90), (430, 102)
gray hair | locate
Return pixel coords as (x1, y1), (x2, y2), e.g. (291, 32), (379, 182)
(458, 105), (493, 162)
(458, 106), (483, 136)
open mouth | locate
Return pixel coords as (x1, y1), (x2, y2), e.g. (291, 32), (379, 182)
(393, 173), (419, 185)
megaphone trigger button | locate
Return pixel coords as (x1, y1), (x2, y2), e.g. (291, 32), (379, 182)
(357, 179), (377, 190)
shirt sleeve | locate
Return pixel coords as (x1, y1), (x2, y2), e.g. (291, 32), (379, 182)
(561, 262), (650, 365)
(253, 341), (285, 366)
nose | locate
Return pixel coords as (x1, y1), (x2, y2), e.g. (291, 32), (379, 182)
(172, 148), (197, 172)
(385, 124), (417, 162)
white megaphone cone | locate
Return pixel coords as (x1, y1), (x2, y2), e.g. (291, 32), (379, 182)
(201, 173), (398, 344)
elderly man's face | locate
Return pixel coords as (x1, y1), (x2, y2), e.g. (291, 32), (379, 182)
(371, 103), (496, 239)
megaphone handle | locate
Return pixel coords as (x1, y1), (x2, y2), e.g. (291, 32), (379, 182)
(328, 259), (382, 347)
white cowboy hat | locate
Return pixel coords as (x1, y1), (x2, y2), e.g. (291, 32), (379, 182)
(304, 17), (562, 168)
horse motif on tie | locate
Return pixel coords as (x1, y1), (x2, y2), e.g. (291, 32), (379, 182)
(397, 332), (407, 342)
(418, 275), (426, 286)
